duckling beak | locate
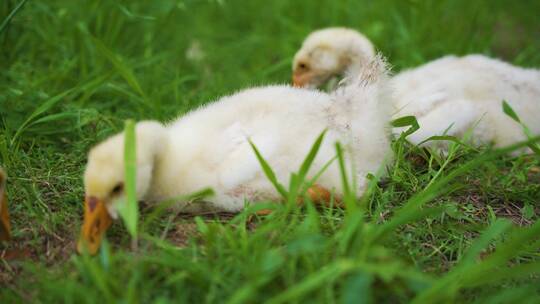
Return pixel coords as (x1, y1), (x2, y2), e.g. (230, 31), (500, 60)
(0, 190), (10, 241)
(77, 196), (112, 255)
(292, 72), (307, 87)
(292, 71), (316, 88)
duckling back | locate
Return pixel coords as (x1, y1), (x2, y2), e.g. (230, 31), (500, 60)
(150, 67), (393, 211)
(391, 55), (540, 148)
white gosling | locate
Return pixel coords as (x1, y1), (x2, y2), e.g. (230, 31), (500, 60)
(78, 56), (393, 254)
(292, 27), (540, 149)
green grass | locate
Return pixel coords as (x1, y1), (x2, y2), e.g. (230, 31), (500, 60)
(1, 0), (540, 302)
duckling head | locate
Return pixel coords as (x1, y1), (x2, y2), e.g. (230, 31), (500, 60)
(77, 121), (166, 254)
(292, 27), (375, 88)
(0, 167), (10, 241)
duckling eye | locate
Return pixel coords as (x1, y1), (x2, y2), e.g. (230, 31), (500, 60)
(111, 183), (124, 196)
(298, 62), (309, 71)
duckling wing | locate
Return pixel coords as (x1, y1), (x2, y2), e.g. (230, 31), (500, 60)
(215, 122), (280, 190)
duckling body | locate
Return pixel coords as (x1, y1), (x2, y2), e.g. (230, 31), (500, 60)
(84, 56), (391, 215)
(149, 84), (390, 211)
(80, 60), (392, 253)
(293, 28), (540, 149)
(391, 55), (540, 147)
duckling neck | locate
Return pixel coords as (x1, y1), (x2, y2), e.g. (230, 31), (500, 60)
(133, 121), (169, 202)
(342, 38), (375, 74)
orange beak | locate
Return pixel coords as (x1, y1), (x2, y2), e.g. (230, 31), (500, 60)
(77, 196), (113, 255)
(0, 188), (10, 242)
(292, 72), (307, 87)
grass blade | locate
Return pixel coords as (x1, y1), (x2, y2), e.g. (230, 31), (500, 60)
(267, 260), (355, 304)
(391, 115), (420, 138)
(297, 129), (327, 183)
(11, 87), (76, 144)
(417, 135), (475, 150)
(118, 120), (138, 238)
(457, 219), (512, 268)
(334, 142), (352, 199)
(91, 36), (147, 100)
(502, 100), (521, 122)
(249, 140), (288, 198)
(502, 100), (540, 155)
(413, 219), (540, 303)
(0, 0), (28, 34)
(142, 188), (215, 231)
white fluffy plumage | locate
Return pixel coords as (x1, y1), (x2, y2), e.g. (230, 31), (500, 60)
(84, 57), (393, 216)
(292, 27), (540, 149)
(391, 55), (540, 148)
